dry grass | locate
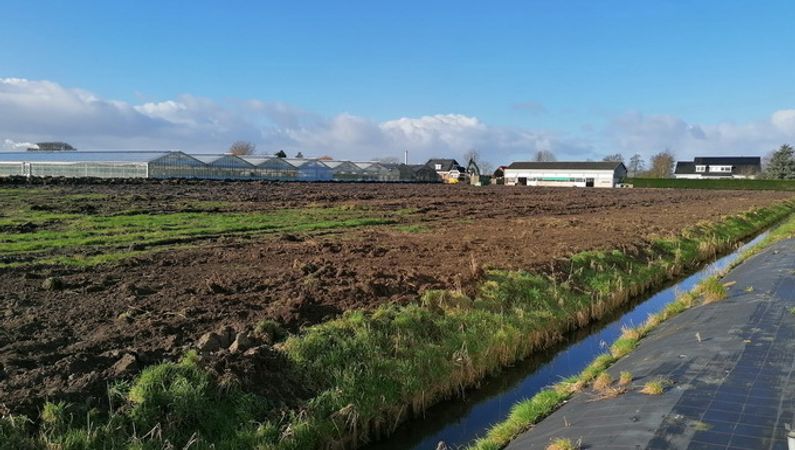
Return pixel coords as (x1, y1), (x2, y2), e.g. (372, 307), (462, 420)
(592, 372), (613, 393)
(618, 371), (632, 387)
(639, 377), (670, 395)
(547, 437), (577, 450)
(620, 325), (642, 341)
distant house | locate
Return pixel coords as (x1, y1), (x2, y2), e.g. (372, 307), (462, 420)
(425, 159), (465, 183)
(674, 156), (761, 179)
(27, 142), (76, 151)
(504, 161), (627, 188)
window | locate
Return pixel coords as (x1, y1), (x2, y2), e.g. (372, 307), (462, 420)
(435, 164), (442, 170)
(695, 165), (706, 172)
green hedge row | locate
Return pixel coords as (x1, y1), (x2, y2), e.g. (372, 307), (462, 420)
(626, 177), (795, 190)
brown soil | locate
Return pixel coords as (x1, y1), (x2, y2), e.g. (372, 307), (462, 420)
(0, 181), (791, 417)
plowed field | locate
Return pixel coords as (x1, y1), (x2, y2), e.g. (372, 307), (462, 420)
(0, 181), (791, 416)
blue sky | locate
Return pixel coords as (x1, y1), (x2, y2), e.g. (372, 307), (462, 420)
(2, 1), (795, 163)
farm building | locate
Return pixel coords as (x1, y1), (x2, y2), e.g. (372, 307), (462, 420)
(353, 162), (401, 182)
(425, 159), (466, 183)
(242, 156), (299, 180)
(286, 159), (334, 181)
(0, 151), (449, 182)
(193, 154), (259, 180)
(674, 156), (761, 179)
(0, 151), (200, 178)
(504, 161), (627, 188)
(323, 161), (364, 181)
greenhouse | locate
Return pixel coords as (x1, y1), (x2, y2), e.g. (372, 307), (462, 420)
(193, 154), (259, 180)
(0, 150), (437, 182)
(323, 160), (364, 181)
(286, 159), (334, 181)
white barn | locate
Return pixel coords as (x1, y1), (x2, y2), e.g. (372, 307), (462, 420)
(504, 161), (628, 188)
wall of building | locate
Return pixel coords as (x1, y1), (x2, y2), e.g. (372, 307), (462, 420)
(504, 169), (619, 188)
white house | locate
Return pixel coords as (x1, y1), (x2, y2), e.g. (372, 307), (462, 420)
(504, 161), (628, 188)
(674, 156), (761, 179)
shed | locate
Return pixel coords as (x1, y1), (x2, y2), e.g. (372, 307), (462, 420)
(504, 161), (627, 188)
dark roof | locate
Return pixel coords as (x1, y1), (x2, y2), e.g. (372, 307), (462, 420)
(506, 161), (626, 171)
(693, 156), (761, 166)
(675, 156), (762, 175)
(674, 161), (696, 174)
(425, 159), (462, 171)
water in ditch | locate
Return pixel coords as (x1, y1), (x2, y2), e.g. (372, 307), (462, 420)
(368, 231), (770, 450)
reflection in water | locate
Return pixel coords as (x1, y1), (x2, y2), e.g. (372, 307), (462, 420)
(368, 232), (768, 450)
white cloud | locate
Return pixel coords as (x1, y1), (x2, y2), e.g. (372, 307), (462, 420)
(604, 111), (795, 158)
(771, 109), (795, 132)
(3, 77), (794, 164)
(0, 78), (591, 163)
(2, 139), (37, 150)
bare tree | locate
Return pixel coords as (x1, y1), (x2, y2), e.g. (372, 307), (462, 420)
(229, 140), (256, 156)
(648, 149), (676, 178)
(628, 153), (645, 177)
(533, 150), (557, 162)
(602, 153), (624, 163)
(463, 149), (494, 174)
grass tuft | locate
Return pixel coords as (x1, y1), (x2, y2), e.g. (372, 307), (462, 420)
(254, 319), (287, 343)
(592, 372), (613, 393)
(700, 276), (728, 303)
(618, 371), (633, 387)
(547, 437), (577, 450)
(639, 377), (671, 395)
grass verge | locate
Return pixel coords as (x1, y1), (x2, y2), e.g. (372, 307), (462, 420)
(4, 201), (794, 450)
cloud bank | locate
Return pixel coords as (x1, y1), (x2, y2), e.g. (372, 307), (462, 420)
(0, 78), (590, 163)
(2, 78), (795, 163)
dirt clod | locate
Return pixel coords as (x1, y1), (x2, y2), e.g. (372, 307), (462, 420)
(110, 353), (138, 376)
(41, 277), (64, 291)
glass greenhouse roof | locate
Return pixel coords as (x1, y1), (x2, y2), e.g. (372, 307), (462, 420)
(0, 151), (176, 163)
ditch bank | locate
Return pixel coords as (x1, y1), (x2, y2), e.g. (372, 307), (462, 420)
(4, 201), (795, 450)
(370, 227), (773, 450)
(485, 213), (795, 450)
